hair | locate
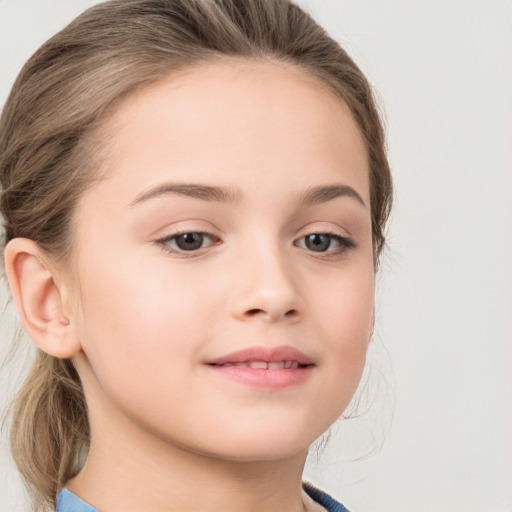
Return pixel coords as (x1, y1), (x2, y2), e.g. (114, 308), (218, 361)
(0, 0), (392, 509)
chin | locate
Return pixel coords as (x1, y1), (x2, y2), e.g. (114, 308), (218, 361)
(188, 426), (320, 463)
(202, 443), (310, 463)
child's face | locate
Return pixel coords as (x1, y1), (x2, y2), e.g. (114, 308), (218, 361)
(69, 60), (374, 461)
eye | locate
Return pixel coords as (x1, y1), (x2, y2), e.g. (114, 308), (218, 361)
(156, 231), (219, 255)
(295, 232), (356, 256)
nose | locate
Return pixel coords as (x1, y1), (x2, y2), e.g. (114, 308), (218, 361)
(230, 245), (303, 324)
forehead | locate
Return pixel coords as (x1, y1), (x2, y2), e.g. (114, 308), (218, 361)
(87, 58), (370, 207)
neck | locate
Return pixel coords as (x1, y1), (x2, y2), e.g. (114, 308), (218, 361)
(67, 388), (312, 512)
(69, 436), (309, 512)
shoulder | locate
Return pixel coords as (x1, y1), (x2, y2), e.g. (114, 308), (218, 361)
(56, 489), (100, 512)
(303, 481), (351, 512)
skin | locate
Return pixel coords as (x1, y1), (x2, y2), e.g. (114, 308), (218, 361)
(6, 59), (374, 512)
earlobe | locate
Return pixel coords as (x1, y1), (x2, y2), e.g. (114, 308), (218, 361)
(3, 238), (81, 359)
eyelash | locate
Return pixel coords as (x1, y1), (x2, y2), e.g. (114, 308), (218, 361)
(156, 231), (221, 258)
(155, 230), (356, 259)
(295, 231), (356, 257)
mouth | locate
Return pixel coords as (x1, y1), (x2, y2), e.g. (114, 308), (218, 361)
(209, 360), (310, 370)
(206, 345), (315, 366)
(205, 345), (315, 389)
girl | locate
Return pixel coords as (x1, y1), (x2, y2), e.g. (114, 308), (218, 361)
(0, 0), (392, 511)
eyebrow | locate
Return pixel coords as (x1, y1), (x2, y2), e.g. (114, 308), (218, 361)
(297, 184), (366, 208)
(130, 183), (239, 206)
(130, 182), (366, 208)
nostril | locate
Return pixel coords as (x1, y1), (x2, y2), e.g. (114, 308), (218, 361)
(247, 309), (264, 316)
(243, 308), (300, 320)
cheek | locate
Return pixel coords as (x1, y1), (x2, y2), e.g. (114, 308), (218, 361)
(73, 252), (215, 387)
(317, 258), (374, 340)
(313, 261), (374, 393)
(73, 262), (208, 434)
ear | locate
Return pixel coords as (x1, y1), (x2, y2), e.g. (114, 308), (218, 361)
(3, 238), (81, 358)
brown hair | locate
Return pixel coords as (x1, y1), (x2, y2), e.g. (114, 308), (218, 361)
(0, 0), (392, 509)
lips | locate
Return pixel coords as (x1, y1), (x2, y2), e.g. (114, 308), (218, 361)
(206, 345), (315, 367)
(215, 361), (303, 369)
(205, 345), (315, 389)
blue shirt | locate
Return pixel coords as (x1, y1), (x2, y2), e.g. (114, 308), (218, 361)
(56, 482), (350, 511)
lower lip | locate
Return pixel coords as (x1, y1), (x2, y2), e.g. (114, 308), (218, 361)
(206, 365), (314, 389)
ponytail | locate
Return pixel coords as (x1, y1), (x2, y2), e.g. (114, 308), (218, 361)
(9, 351), (89, 510)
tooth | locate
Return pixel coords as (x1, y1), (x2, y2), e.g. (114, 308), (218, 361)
(290, 361), (299, 369)
(233, 362), (246, 367)
(249, 361), (268, 369)
(268, 362), (285, 370)
(284, 360), (293, 369)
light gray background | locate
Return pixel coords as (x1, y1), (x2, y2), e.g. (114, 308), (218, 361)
(1, 1), (511, 511)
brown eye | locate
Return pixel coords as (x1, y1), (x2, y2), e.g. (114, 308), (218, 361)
(157, 231), (219, 255)
(295, 232), (356, 256)
(304, 234), (331, 252)
(174, 232), (205, 251)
